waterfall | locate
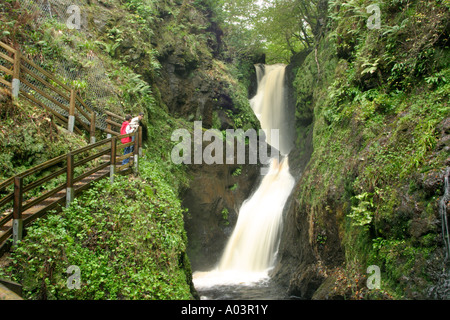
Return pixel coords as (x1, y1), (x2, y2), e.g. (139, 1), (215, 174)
(250, 64), (294, 156)
(193, 64), (295, 288)
(440, 168), (450, 261)
(427, 168), (450, 299)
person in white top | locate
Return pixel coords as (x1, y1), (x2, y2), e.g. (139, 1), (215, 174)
(129, 112), (144, 134)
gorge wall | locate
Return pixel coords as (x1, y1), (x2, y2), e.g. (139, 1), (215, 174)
(162, 0), (450, 300)
(273, 0), (450, 300)
(182, 148), (261, 271)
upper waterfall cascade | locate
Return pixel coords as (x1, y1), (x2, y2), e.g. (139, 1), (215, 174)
(193, 64), (295, 287)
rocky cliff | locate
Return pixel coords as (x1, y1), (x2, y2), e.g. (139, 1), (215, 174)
(273, 0), (450, 299)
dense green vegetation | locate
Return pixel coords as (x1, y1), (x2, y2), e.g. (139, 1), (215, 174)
(0, 89), (87, 182)
(0, 153), (193, 299)
(290, 0), (450, 298)
(220, 0), (326, 63)
(1, 0), (449, 300)
(0, 0), (236, 299)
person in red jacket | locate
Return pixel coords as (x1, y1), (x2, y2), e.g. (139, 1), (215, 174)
(120, 115), (133, 165)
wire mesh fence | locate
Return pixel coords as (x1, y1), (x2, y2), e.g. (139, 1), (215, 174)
(0, 45), (13, 89)
(0, 0), (123, 133)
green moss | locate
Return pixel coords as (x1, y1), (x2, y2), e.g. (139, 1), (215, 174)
(0, 151), (194, 300)
(0, 93), (87, 186)
(293, 0), (450, 298)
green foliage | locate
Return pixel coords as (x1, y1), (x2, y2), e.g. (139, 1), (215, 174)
(0, 97), (87, 182)
(220, 0), (326, 63)
(1, 156), (193, 300)
(226, 86), (260, 131)
(369, 236), (437, 298)
(0, 0), (39, 45)
(112, 67), (157, 114)
(348, 192), (374, 228)
(221, 207), (229, 225)
(293, 0), (450, 298)
(232, 167), (242, 177)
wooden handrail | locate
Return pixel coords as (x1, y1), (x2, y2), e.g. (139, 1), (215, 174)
(0, 38), (146, 248)
(17, 155), (66, 180)
(72, 162), (110, 185)
(19, 54), (71, 92)
(75, 99), (92, 122)
(0, 41), (16, 53)
(0, 128), (142, 249)
(105, 118), (123, 129)
(0, 40), (146, 252)
(20, 77), (70, 112)
(104, 128), (121, 136)
(0, 51), (14, 63)
(20, 91), (69, 124)
(0, 194), (13, 211)
(0, 77), (11, 88)
(71, 137), (112, 156)
(0, 41), (125, 139)
(22, 167), (67, 193)
(0, 177), (14, 193)
(0, 65), (13, 76)
(104, 111), (125, 122)
(21, 64), (71, 101)
(73, 148), (110, 168)
(22, 183), (66, 212)
(116, 141), (134, 151)
(0, 212), (13, 229)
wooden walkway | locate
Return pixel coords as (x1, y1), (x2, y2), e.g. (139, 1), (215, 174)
(0, 40), (145, 299)
(0, 40), (125, 139)
(0, 167), (110, 248)
(0, 129), (142, 256)
(0, 39), (143, 254)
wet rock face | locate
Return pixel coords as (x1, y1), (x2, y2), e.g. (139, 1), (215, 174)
(181, 144), (261, 272)
(272, 189), (346, 299)
(151, 14), (237, 131)
(155, 54), (235, 130)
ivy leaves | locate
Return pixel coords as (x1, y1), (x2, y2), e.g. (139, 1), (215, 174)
(3, 157), (193, 300)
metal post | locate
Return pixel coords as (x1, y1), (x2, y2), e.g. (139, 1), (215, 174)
(66, 153), (74, 208)
(11, 51), (21, 99)
(90, 111), (96, 144)
(12, 177), (23, 246)
(106, 115), (112, 139)
(68, 90), (76, 133)
(133, 130), (139, 174)
(138, 126), (143, 157)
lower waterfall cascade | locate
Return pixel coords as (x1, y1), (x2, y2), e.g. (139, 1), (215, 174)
(193, 64), (296, 297)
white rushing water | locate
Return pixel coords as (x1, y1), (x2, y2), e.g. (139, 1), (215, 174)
(250, 64), (294, 156)
(193, 64), (295, 290)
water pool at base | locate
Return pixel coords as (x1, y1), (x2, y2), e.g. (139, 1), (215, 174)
(195, 278), (288, 300)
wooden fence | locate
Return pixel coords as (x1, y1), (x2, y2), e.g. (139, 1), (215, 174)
(0, 127), (142, 252)
(0, 41), (124, 140)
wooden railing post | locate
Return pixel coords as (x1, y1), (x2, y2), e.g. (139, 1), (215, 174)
(90, 111), (96, 144)
(133, 130), (139, 174)
(12, 51), (21, 99)
(66, 153), (74, 208)
(110, 137), (116, 184)
(12, 176), (23, 246)
(138, 126), (143, 157)
(68, 90), (76, 133)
